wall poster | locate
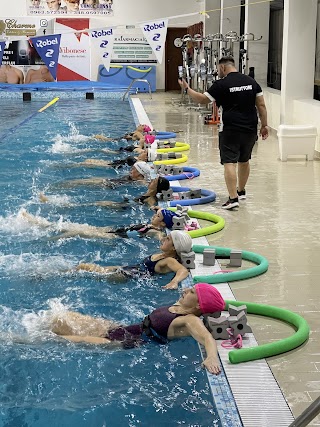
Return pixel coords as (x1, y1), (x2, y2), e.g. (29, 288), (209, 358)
(27, 0), (113, 16)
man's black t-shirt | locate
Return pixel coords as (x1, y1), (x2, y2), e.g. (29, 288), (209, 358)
(205, 72), (263, 133)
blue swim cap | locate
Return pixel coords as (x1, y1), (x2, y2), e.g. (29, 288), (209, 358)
(161, 209), (177, 229)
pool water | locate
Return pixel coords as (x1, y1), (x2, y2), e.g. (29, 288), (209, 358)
(0, 97), (221, 426)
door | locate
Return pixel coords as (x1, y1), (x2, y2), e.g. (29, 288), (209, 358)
(165, 27), (187, 91)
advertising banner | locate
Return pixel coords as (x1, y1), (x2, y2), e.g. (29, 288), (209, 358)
(90, 27), (115, 71)
(0, 42), (5, 65)
(30, 34), (61, 79)
(140, 19), (168, 64)
(27, 0), (114, 16)
(111, 27), (157, 64)
(55, 18), (90, 81)
(0, 17), (55, 84)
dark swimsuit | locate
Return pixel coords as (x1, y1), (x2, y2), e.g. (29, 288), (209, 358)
(118, 145), (136, 152)
(111, 224), (156, 238)
(110, 156), (136, 168)
(102, 176), (133, 188)
(118, 255), (161, 279)
(106, 306), (183, 348)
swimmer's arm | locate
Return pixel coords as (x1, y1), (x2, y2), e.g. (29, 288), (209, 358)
(145, 197), (157, 207)
(76, 263), (108, 273)
(59, 335), (111, 345)
(99, 148), (119, 154)
(76, 263), (119, 273)
(155, 258), (189, 289)
(170, 315), (221, 375)
(92, 134), (111, 141)
(132, 131), (144, 141)
(178, 79), (210, 104)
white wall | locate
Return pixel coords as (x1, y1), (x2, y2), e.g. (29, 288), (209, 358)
(281, 0), (318, 123)
(220, 0), (241, 66)
(263, 87), (281, 131)
(262, 89), (320, 154)
(204, 0), (221, 36)
(2, 0), (204, 90)
(245, 0), (269, 85)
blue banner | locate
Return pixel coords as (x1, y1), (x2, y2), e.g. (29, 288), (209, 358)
(0, 42), (5, 65)
(29, 34), (61, 80)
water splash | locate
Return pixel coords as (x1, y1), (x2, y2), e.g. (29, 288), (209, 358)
(0, 252), (76, 278)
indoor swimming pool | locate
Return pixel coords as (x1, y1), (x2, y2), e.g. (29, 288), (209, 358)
(0, 96), (223, 426)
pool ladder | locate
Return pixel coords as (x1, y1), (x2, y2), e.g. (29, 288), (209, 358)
(289, 396), (320, 426)
(122, 79), (152, 100)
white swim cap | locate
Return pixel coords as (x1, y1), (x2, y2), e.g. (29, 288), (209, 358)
(134, 161), (151, 181)
(170, 230), (192, 255)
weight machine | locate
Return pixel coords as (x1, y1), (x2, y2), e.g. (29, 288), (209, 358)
(174, 31), (263, 115)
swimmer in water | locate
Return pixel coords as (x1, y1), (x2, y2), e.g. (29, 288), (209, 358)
(76, 230), (192, 290)
(49, 283), (224, 374)
(39, 176), (170, 209)
(20, 207), (179, 241)
(56, 146), (157, 169)
(53, 161), (152, 189)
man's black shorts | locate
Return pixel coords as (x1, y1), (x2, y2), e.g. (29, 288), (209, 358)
(219, 130), (257, 164)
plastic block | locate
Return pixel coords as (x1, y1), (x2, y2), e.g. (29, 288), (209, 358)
(178, 190), (192, 200)
(206, 316), (230, 340)
(172, 215), (187, 230)
(228, 311), (252, 336)
(228, 304), (247, 316)
(180, 251), (195, 269)
(203, 248), (216, 266)
(229, 250), (242, 267)
(161, 189), (174, 201)
(172, 166), (184, 175)
(189, 189), (202, 199)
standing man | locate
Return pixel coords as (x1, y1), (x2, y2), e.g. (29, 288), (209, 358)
(179, 56), (268, 210)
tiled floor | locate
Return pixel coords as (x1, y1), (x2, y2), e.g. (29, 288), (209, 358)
(137, 92), (320, 425)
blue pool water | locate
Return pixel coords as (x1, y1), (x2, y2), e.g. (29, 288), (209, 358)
(0, 97), (221, 426)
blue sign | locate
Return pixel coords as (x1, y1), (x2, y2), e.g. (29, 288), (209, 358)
(0, 42), (5, 65)
(30, 34), (61, 80)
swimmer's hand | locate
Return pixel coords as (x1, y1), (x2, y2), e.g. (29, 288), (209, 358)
(76, 263), (104, 273)
(39, 192), (49, 203)
(93, 134), (110, 141)
(202, 356), (221, 375)
(151, 205), (160, 212)
(162, 279), (179, 290)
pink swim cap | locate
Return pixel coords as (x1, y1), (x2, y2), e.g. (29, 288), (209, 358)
(143, 125), (152, 132)
(144, 134), (156, 145)
(195, 283), (225, 314)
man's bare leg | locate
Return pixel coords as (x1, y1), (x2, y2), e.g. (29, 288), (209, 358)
(223, 163), (238, 199)
(238, 161), (250, 192)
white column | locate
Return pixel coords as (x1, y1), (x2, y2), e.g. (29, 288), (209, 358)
(220, 0), (241, 66)
(281, 0), (318, 124)
(244, 0), (269, 85)
(205, 0), (221, 36)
